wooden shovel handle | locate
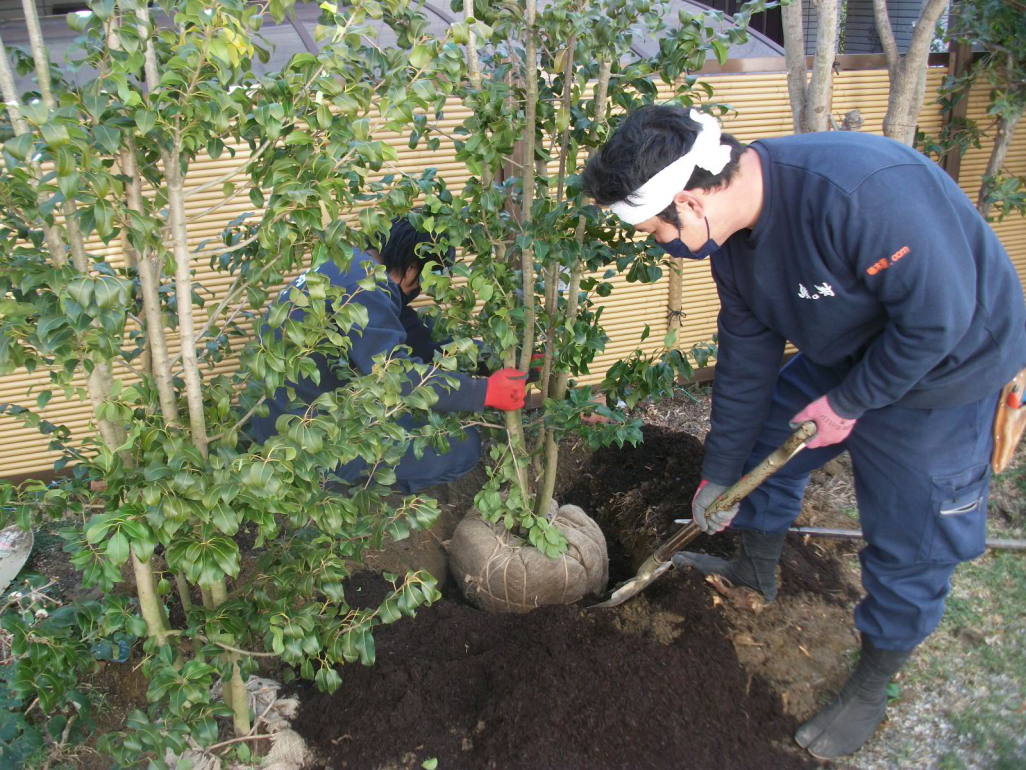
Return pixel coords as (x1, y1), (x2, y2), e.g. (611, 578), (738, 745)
(653, 421), (817, 563)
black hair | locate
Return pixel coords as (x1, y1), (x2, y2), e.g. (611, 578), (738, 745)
(377, 217), (455, 276)
(581, 105), (745, 224)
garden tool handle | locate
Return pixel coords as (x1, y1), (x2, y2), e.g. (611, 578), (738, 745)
(653, 421), (817, 563)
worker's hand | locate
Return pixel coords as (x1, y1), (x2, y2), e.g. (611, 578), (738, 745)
(485, 368), (528, 411)
(693, 479), (739, 534)
(790, 395), (855, 449)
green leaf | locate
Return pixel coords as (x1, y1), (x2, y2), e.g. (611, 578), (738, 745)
(93, 124), (121, 154)
(85, 513), (115, 544)
(250, 187), (265, 208)
(36, 390), (52, 410)
(107, 530), (130, 566)
(422, 759), (438, 770)
(40, 122), (70, 148)
(379, 597), (401, 624)
(211, 504), (239, 536)
(409, 44), (432, 70)
(3, 133), (34, 161)
(134, 108), (156, 135)
(711, 40), (729, 66)
(284, 130), (312, 146)
(207, 537), (240, 578)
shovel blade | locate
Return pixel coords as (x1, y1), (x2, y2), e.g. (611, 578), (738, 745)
(589, 558), (672, 609)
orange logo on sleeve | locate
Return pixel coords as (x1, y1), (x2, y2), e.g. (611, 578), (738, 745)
(866, 246), (910, 276)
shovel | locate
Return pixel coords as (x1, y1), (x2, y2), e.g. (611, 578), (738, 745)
(589, 421), (818, 609)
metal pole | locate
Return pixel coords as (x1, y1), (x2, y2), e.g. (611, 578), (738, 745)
(672, 520), (1026, 552)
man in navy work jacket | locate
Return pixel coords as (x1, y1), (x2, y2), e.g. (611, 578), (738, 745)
(248, 218), (527, 493)
(582, 105), (1026, 759)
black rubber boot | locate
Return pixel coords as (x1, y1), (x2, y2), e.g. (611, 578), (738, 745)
(672, 530), (787, 601)
(795, 635), (913, 760)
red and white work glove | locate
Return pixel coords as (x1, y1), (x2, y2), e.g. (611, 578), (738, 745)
(484, 368), (528, 411)
(790, 395), (856, 449)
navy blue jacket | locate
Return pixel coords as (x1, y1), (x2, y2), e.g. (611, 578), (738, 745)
(248, 251), (486, 444)
(703, 132), (1026, 486)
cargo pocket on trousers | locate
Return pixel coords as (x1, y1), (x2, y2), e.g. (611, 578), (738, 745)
(918, 464), (990, 563)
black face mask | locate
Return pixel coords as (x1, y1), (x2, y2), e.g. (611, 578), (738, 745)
(659, 216), (720, 260)
(402, 285), (421, 303)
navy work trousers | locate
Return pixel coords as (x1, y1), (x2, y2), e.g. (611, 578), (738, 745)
(731, 354), (997, 651)
(333, 414), (481, 494)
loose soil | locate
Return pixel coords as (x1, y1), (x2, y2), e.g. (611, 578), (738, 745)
(292, 425), (864, 769)
(297, 571), (812, 770)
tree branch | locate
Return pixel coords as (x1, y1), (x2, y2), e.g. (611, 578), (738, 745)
(805, 0), (839, 132)
(123, 137), (181, 425)
(781, 0), (809, 132)
(872, 0), (899, 77)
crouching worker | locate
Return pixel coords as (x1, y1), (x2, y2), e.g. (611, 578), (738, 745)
(248, 218), (527, 493)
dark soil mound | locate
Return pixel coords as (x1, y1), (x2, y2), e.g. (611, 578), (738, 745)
(292, 425), (850, 769)
(562, 425), (856, 602)
(561, 425), (706, 575)
(296, 571), (811, 770)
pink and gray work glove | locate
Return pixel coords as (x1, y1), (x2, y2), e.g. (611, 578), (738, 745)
(790, 394), (856, 449)
(693, 479), (740, 534)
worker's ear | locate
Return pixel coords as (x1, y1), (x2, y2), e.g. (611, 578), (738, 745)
(672, 189), (706, 223)
(404, 264), (421, 289)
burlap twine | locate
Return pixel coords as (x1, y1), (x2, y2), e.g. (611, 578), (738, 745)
(165, 676), (309, 770)
(449, 501), (609, 612)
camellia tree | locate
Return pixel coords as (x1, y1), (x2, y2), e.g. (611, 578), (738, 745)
(419, 0), (762, 545)
(0, 0), (767, 763)
(0, 0), (471, 762)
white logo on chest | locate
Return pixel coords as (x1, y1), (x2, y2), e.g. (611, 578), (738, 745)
(798, 282), (835, 300)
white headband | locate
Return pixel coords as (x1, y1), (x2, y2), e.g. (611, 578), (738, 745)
(608, 109), (733, 226)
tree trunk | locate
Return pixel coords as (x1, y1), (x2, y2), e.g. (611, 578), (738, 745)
(131, 550), (170, 646)
(164, 155), (209, 456)
(210, 579), (251, 735)
(781, 0), (809, 133)
(805, 0), (840, 132)
(518, 0), (538, 374)
(122, 139), (181, 426)
(978, 111), (1023, 218)
(138, 7), (210, 457)
(534, 58), (612, 518)
(14, 0), (128, 453)
(876, 0), (949, 145)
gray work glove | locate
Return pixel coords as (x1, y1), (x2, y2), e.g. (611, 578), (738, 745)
(693, 479), (739, 534)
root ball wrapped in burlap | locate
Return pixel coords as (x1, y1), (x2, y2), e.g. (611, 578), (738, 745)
(450, 501), (608, 612)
